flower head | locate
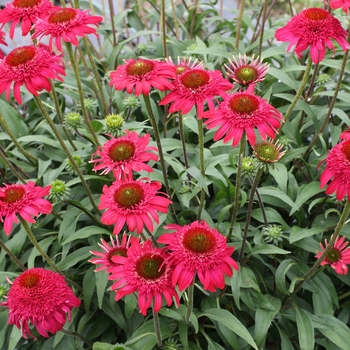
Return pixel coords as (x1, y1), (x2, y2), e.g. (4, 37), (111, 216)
(0, 45), (65, 104)
(330, 0), (350, 14)
(253, 139), (286, 167)
(225, 54), (269, 86)
(0, 268), (81, 338)
(315, 235), (350, 274)
(159, 68), (233, 119)
(0, 0), (53, 39)
(262, 225), (284, 245)
(203, 89), (283, 147)
(98, 178), (172, 235)
(109, 238), (179, 315)
(165, 56), (205, 75)
(0, 30), (8, 59)
(49, 179), (69, 201)
(64, 112), (81, 129)
(275, 8), (350, 64)
(104, 114), (124, 136)
(89, 233), (131, 273)
(90, 131), (158, 179)
(158, 221), (238, 292)
(0, 182), (52, 235)
(110, 58), (176, 96)
(319, 139), (350, 201)
(32, 8), (103, 52)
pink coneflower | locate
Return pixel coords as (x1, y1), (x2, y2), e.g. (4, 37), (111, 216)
(0, 45), (65, 104)
(319, 139), (350, 201)
(159, 68), (233, 119)
(32, 7), (103, 52)
(0, 30), (8, 59)
(98, 178), (171, 235)
(253, 139), (286, 164)
(0, 0), (53, 39)
(0, 268), (81, 338)
(275, 8), (350, 64)
(0, 182), (52, 235)
(109, 58), (176, 96)
(109, 237), (179, 315)
(158, 220), (239, 292)
(165, 56), (205, 75)
(89, 233), (132, 273)
(330, 0), (350, 14)
(315, 235), (350, 274)
(225, 54), (269, 86)
(90, 131), (158, 179)
(203, 88), (283, 147)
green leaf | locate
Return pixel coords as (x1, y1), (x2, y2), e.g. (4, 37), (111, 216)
(295, 307), (314, 350)
(8, 326), (22, 350)
(268, 67), (297, 91)
(290, 182), (323, 215)
(269, 163), (288, 193)
(289, 226), (324, 243)
(62, 226), (112, 244)
(275, 259), (298, 295)
(56, 247), (93, 271)
(230, 267), (241, 309)
(96, 269), (109, 309)
(0, 100), (28, 138)
(92, 342), (114, 350)
(251, 244), (290, 256)
(200, 309), (258, 350)
(258, 186), (298, 212)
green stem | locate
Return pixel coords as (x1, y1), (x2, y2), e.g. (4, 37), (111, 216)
(143, 94), (179, 224)
(0, 239), (26, 271)
(235, 0), (245, 48)
(0, 148), (27, 183)
(226, 134), (246, 242)
(161, 0), (167, 57)
(33, 96), (101, 215)
(65, 42), (100, 146)
(152, 308), (162, 347)
(197, 118), (205, 220)
(285, 201), (350, 304)
(178, 112), (191, 184)
(277, 58), (313, 133)
(108, 0), (117, 47)
(20, 217), (61, 273)
(185, 283), (194, 325)
(303, 50), (349, 160)
(257, 0), (268, 57)
(82, 37), (109, 116)
(0, 113), (38, 165)
(238, 168), (263, 262)
(61, 328), (93, 346)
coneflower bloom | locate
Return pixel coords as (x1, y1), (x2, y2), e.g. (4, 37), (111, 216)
(0, 45), (65, 104)
(0, 30), (8, 59)
(203, 88), (283, 147)
(165, 56), (205, 75)
(109, 238), (180, 315)
(109, 58), (176, 96)
(0, 0), (53, 39)
(275, 8), (350, 64)
(0, 182), (52, 235)
(158, 220), (239, 292)
(0, 268), (81, 338)
(225, 54), (269, 86)
(159, 68), (233, 119)
(32, 8), (103, 52)
(315, 235), (350, 274)
(319, 139), (350, 201)
(253, 139), (286, 164)
(330, 0), (350, 14)
(98, 178), (171, 235)
(90, 131), (158, 179)
(89, 233), (132, 273)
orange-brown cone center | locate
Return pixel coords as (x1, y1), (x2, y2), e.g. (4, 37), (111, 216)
(108, 140), (135, 162)
(1, 187), (26, 203)
(180, 69), (210, 89)
(183, 227), (215, 254)
(304, 8), (328, 21)
(13, 0), (40, 7)
(136, 253), (165, 279)
(48, 8), (77, 24)
(19, 273), (40, 288)
(5, 46), (36, 67)
(126, 59), (154, 76)
(229, 93), (259, 115)
(114, 183), (144, 208)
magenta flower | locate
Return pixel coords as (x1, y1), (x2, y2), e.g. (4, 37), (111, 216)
(275, 8), (350, 64)
(330, 0), (350, 14)
(0, 268), (81, 338)
(0, 30), (8, 59)
(109, 237), (180, 315)
(0, 182), (52, 235)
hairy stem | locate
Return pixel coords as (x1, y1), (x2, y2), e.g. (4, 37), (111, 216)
(152, 308), (163, 347)
(185, 283), (194, 325)
(197, 118), (205, 220)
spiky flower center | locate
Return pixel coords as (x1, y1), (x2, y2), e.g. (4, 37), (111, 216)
(254, 142), (280, 163)
(1, 187), (26, 203)
(13, 0), (40, 7)
(108, 248), (127, 264)
(341, 141), (350, 162)
(108, 140), (135, 162)
(136, 253), (165, 279)
(106, 114), (123, 128)
(51, 180), (66, 195)
(229, 94), (259, 115)
(48, 8), (77, 24)
(326, 248), (341, 263)
(234, 66), (258, 84)
(114, 183), (144, 208)
(5, 46), (36, 67)
(126, 59), (154, 76)
(181, 69), (210, 89)
(19, 273), (40, 288)
(304, 8), (328, 21)
(183, 227), (215, 254)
